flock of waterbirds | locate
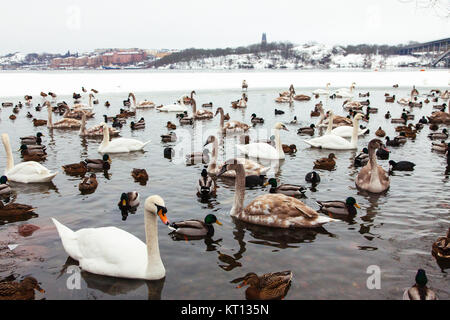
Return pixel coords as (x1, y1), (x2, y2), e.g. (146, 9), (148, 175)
(0, 81), (449, 300)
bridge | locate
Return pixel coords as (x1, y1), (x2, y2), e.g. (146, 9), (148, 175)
(396, 37), (450, 67)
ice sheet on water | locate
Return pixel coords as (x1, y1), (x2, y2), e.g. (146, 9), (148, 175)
(0, 70), (447, 97)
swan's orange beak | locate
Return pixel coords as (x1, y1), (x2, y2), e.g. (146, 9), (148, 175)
(157, 208), (170, 225)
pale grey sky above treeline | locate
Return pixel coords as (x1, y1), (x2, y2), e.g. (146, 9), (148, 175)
(0, 0), (448, 54)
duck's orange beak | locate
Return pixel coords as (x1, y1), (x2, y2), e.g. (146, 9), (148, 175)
(216, 220), (222, 226)
(354, 203), (361, 209)
(236, 280), (247, 289)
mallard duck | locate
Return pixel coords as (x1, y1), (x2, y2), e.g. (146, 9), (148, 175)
(264, 178), (306, 196)
(297, 124), (315, 136)
(9, 114), (16, 120)
(131, 169), (149, 184)
(233, 271), (292, 300)
(290, 116), (298, 124)
(384, 111), (391, 119)
(403, 269), (437, 300)
(314, 153), (337, 170)
(385, 95), (395, 103)
(179, 114), (194, 125)
(354, 148), (369, 167)
(432, 227), (450, 263)
(19, 144), (46, 155)
(112, 118), (123, 128)
(305, 171), (320, 184)
(251, 113), (264, 124)
(161, 132), (177, 142)
(62, 161), (87, 176)
(78, 173), (98, 194)
(84, 154), (111, 171)
(431, 141), (449, 153)
(428, 129), (448, 140)
(130, 120), (145, 130)
(0, 176), (11, 195)
(375, 127), (386, 137)
(197, 169), (216, 197)
(166, 121), (177, 130)
(170, 214), (222, 239)
(0, 201), (36, 218)
(245, 175), (266, 188)
(21, 132), (44, 145)
(202, 102), (213, 108)
(393, 84), (399, 88)
(118, 192), (140, 212)
(0, 277), (44, 300)
(419, 116), (428, 124)
(317, 197), (360, 217)
(21, 153), (46, 162)
(389, 160), (415, 171)
(385, 136), (401, 147)
(104, 101), (110, 107)
(282, 144), (297, 154)
(274, 109), (285, 115)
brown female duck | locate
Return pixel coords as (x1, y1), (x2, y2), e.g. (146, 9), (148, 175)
(0, 201), (36, 218)
(131, 168), (149, 184)
(314, 153), (337, 170)
(78, 173), (98, 194)
(0, 277), (44, 300)
(233, 271), (292, 300)
(62, 162), (87, 176)
(432, 227), (450, 263)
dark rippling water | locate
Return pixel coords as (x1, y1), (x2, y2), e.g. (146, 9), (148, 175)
(0, 85), (449, 300)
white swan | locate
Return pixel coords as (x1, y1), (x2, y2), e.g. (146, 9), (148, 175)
(331, 122), (368, 138)
(313, 83), (331, 95)
(52, 195), (169, 280)
(1, 133), (57, 183)
(304, 113), (363, 150)
(98, 123), (151, 153)
(334, 82), (356, 98)
(204, 135), (270, 177)
(74, 93), (94, 110)
(157, 100), (187, 112)
(236, 122), (287, 160)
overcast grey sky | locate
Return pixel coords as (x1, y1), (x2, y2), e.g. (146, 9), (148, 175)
(0, 0), (448, 54)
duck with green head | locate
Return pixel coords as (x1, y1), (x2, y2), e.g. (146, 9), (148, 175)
(403, 269), (437, 300)
(317, 197), (360, 216)
(170, 214), (222, 239)
(264, 178), (306, 197)
(85, 154), (111, 171)
(0, 176), (11, 195)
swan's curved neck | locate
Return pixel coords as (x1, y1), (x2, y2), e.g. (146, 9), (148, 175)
(47, 104), (53, 128)
(130, 93), (136, 107)
(100, 125), (110, 148)
(232, 164), (246, 218)
(273, 129), (284, 158)
(325, 114), (334, 134)
(208, 138), (218, 172)
(217, 108), (224, 129)
(2, 135), (14, 172)
(351, 118), (360, 146)
(79, 114), (86, 135)
(144, 210), (162, 274)
(192, 98), (197, 115)
(317, 107), (325, 126)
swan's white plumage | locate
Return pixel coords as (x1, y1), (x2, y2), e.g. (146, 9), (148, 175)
(2, 133), (57, 183)
(237, 143), (281, 160)
(99, 138), (150, 153)
(303, 134), (355, 150)
(52, 218), (160, 279)
(331, 126), (368, 138)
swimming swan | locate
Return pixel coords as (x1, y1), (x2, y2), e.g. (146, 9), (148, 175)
(304, 113), (363, 150)
(98, 123), (150, 153)
(52, 195), (170, 280)
(237, 122), (288, 160)
(1, 133), (57, 183)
